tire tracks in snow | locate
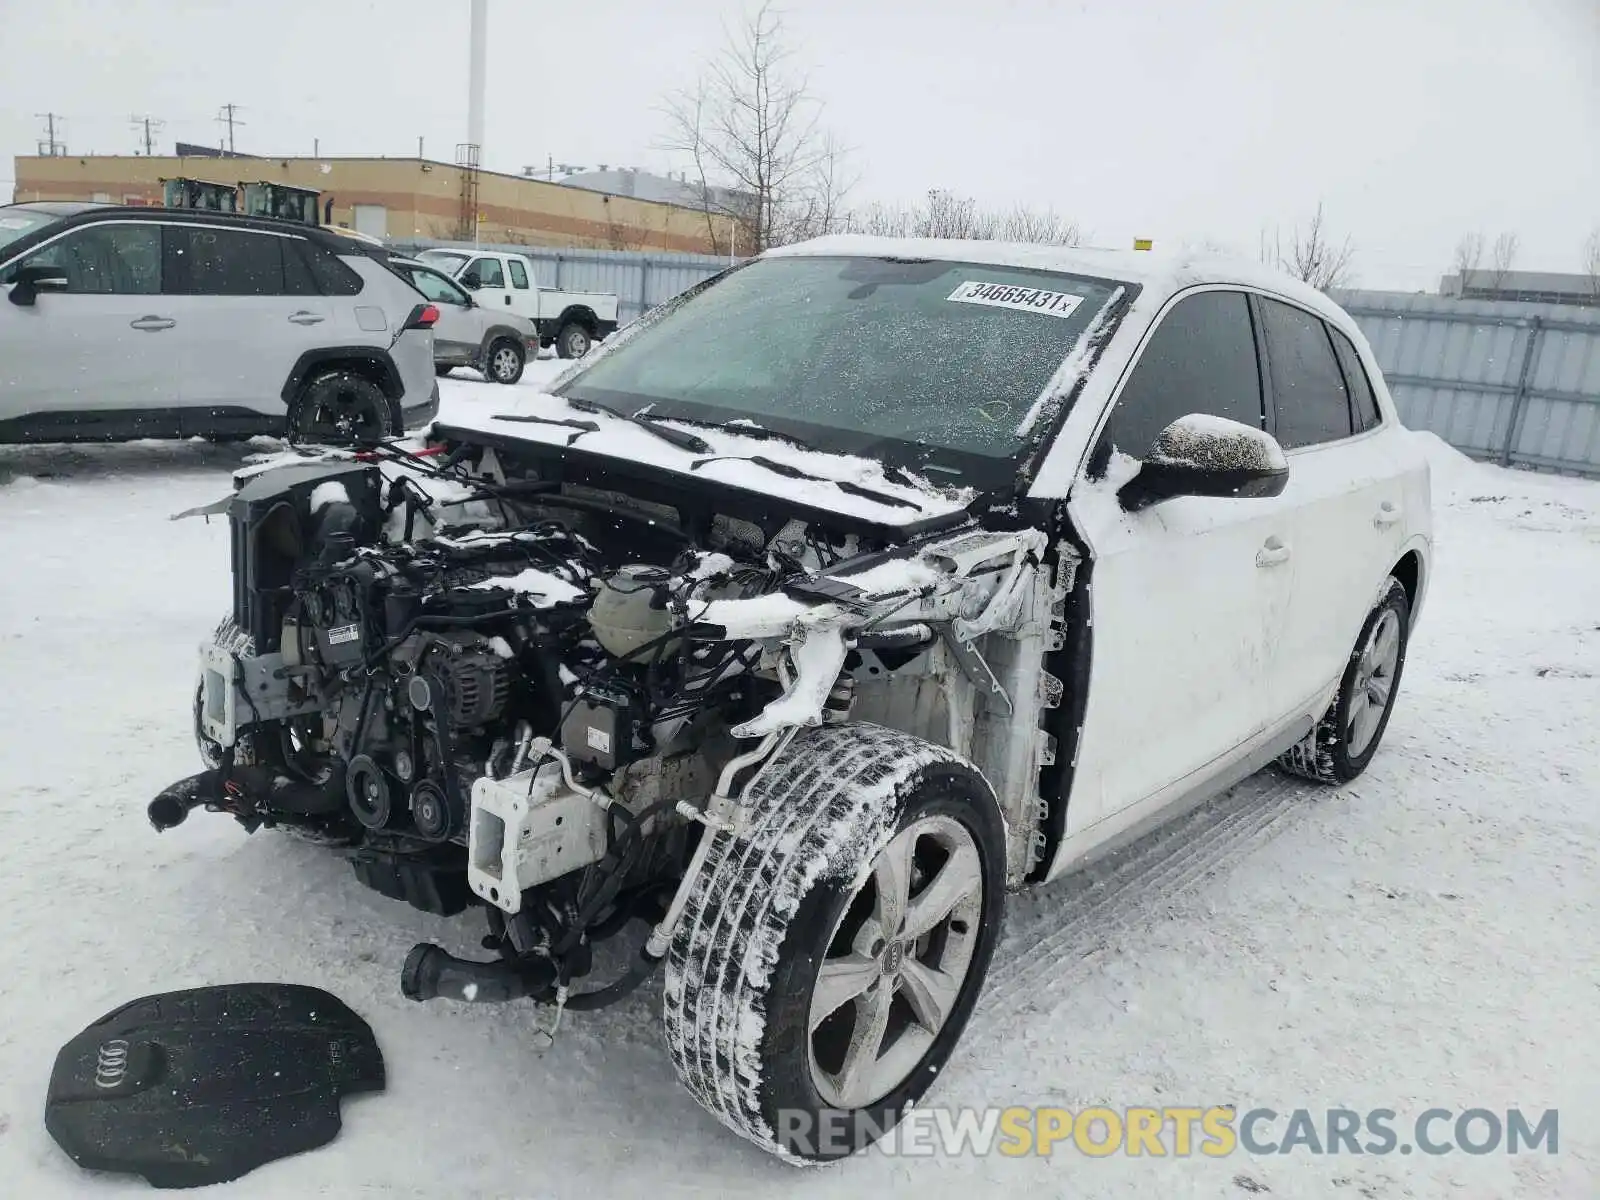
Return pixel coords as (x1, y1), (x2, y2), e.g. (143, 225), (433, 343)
(973, 770), (1318, 1039)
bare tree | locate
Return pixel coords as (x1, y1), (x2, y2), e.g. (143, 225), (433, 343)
(1260, 203), (1355, 291)
(660, 3), (851, 255)
(849, 200), (917, 238)
(844, 190), (1081, 245)
(1452, 231), (1484, 289)
(995, 203), (1081, 246)
(1583, 229), (1600, 301)
(1488, 231), (1520, 290)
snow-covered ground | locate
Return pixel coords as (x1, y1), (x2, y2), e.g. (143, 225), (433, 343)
(0, 360), (1595, 1197)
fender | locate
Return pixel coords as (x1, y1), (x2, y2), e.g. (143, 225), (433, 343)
(280, 347), (404, 404)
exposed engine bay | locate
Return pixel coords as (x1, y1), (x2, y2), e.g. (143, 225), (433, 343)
(153, 439), (1072, 1012)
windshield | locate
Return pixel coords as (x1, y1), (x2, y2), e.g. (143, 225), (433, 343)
(0, 210), (59, 256)
(418, 249), (469, 273)
(556, 255), (1127, 482)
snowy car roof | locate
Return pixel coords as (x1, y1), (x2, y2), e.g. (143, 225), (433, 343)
(764, 235), (1355, 331)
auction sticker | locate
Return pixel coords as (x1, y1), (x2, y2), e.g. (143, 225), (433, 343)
(948, 280), (1084, 319)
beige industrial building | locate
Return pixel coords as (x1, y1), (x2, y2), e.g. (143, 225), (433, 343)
(11, 154), (720, 254)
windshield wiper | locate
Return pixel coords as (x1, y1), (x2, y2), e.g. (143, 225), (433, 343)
(566, 397), (712, 454)
(690, 454), (923, 512)
(646, 414), (816, 453)
(491, 413), (599, 436)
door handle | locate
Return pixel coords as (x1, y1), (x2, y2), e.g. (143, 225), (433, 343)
(1256, 536), (1291, 568)
(129, 315), (175, 331)
(287, 311), (326, 325)
(504, 296), (512, 305)
(1373, 501), (1402, 528)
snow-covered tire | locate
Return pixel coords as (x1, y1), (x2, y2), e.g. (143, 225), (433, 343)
(1279, 577), (1411, 784)
(662, 723), (1006, 1162)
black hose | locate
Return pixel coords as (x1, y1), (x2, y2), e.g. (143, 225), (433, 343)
(401, 943), (557, 1004)
(563, 946), (663, 1011)
(554, 798), (678, 957)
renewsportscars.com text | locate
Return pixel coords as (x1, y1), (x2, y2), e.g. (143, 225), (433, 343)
(775, 1106), (1560, 1159)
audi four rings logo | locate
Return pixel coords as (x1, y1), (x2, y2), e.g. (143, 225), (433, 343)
(94, 1039), (131, 1088)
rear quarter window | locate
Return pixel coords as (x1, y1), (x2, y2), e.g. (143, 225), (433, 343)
(305, 244), (364, 296)
(1257, 297), (1354, 449)
(1328, 326), (1383, 432)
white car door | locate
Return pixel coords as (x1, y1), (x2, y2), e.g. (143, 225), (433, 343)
(0, 220), (179, 432)
(1254, 297), (1411, 721)
(1064, 289), (1296, 837)
(164, 224), (332, 421)
(462, 254), (516, 317)
(504, 256), (542, 324)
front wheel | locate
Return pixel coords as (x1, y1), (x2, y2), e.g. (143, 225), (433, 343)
(555, 321), (591, 360)
(485, 337), (526, 384)
(663, 724), (1006, 1161)
(1280, 576), (1411, 783)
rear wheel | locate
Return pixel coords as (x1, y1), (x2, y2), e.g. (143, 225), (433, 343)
(435, 364), (454, 377)
(663, 724), (1005, 1161)
(287, 370), (394, 445)
(555, 321), (591, 360)
(1280, 577), (1411, 783)
(486, 337), (526, 384)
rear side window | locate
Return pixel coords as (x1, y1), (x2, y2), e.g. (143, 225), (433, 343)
(469, 257), (505, 288)
(280, 239), (325, 296)
(303, 244), (364, 295)
(167, 227), (286, 295)
(1258, 298), (1353, 448)
(508, 259), (530, 289)
(1328, 327), (1382, 432)
(1099, 290), (1264, 459)
(3, 223), (162, 293)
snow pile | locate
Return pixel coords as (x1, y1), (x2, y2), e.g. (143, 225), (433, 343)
(467, 567), (586, 607)
(1405, 428), (1476, 478)
(308, 481), (350, 513)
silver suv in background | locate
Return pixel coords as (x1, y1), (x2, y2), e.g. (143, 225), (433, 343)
(0, 203), (441, 444)
(385, 255), (537, 385)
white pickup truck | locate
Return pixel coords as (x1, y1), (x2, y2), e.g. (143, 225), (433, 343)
(416, 248), (620, 359)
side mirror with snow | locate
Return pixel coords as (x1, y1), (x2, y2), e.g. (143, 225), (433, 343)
(1117, 414), (1289, 512)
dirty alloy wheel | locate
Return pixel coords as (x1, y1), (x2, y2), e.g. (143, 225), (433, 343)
(664, 723), (1006, 1162)
(486, 337), (526, 384)
(555, 321), (591, 360)
(287, 370), (393, 445)
(1280, 576), (1412, 784)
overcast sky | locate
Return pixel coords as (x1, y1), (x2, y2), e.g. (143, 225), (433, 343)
(2, 0), (1595, 289)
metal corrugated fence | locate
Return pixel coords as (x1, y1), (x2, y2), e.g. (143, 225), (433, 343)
(392, 238), (736, 325)
(1331, 289), (1600, 479)
(387, 242), (1600, 479)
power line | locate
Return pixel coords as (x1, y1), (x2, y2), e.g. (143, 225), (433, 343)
(34, 112), (66, 157)
(129, 114), (165, 156)
(215, 103), (245, 154)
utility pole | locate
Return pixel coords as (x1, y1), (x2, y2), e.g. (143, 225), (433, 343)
(216, 103), (245, 154)
(418, 136), (424, 159)
(34, 112), (66, 157)
(129, 114), (164, 156)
